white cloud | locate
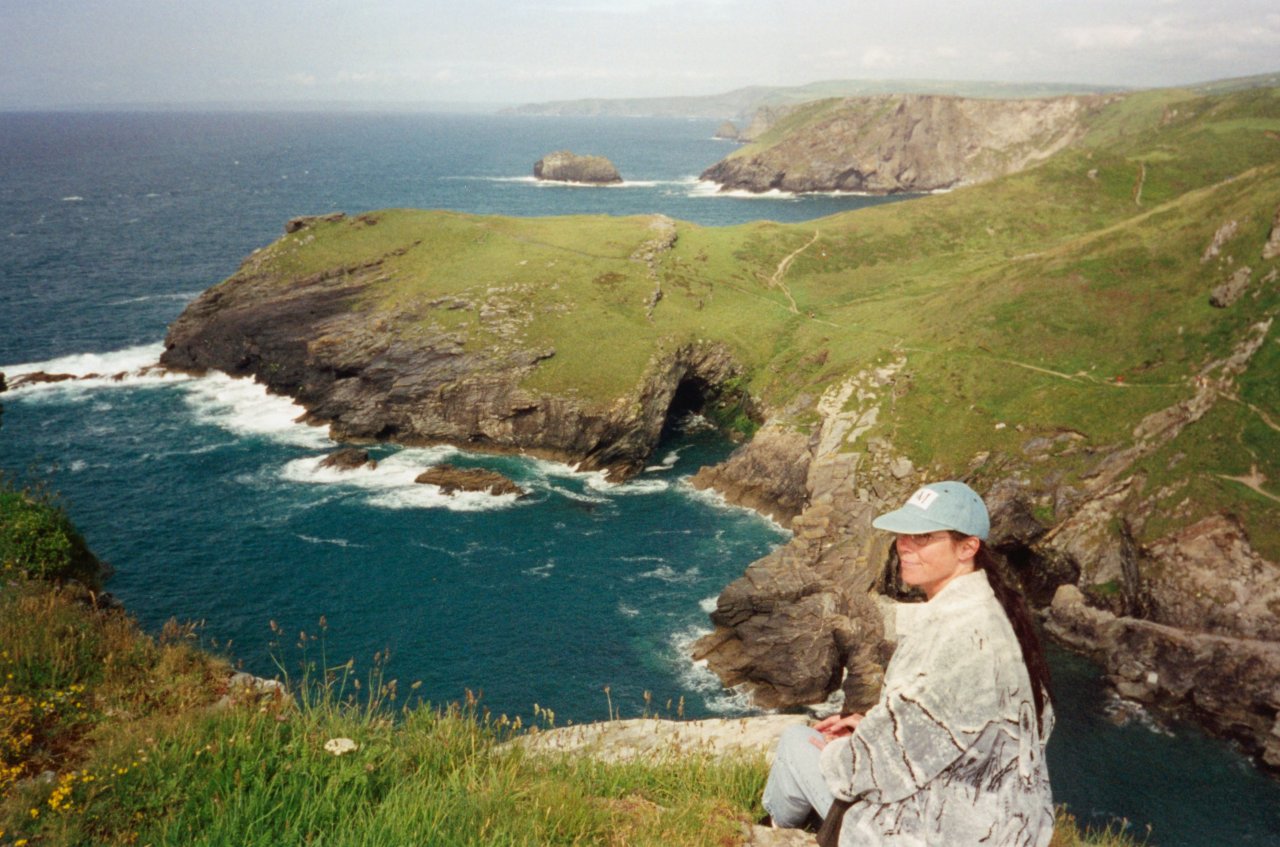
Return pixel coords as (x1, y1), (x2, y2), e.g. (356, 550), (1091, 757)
(1062, 24), (1145, 50)
(861, 46), (902, 70)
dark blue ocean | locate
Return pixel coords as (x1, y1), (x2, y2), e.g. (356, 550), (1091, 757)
(1, 111), (1276, 845)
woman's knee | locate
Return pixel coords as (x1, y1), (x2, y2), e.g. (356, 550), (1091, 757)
(775, 724), (823, 762)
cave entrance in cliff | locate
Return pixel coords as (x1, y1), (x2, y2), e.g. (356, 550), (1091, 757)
(659, 376), (717, 443)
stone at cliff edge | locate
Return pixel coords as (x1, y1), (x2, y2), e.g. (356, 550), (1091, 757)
(533, 151), (623, 185)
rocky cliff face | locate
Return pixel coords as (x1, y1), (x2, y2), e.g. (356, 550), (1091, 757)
(701, 94), (1110, 194)
(690, 314), (1280, 771)
(533, 151), (622, 184)
(160, 216), (740, 481)
(691, 363), (917, 713)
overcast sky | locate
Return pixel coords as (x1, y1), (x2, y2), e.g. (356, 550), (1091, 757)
(2, 0), (1278, 108)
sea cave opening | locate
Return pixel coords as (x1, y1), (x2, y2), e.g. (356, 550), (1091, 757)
(659, 372), (761, 447)
(659, 375), (716, 443)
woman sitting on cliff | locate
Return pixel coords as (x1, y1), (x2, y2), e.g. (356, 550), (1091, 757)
(762, 481), (1054, 847)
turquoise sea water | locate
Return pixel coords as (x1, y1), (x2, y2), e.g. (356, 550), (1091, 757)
(1, 112), (1277, 845)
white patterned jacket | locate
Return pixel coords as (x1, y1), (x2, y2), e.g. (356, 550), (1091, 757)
(819, 570), (1054, 847)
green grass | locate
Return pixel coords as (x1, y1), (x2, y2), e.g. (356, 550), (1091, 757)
(0, 477), (103, 589)
(199, 84), (1280, 561)
(0, 492), (1152, 846)
(0, 571), (1150, 847)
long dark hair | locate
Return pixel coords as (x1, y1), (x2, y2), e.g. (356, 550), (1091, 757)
(951, 532), (1054, 734)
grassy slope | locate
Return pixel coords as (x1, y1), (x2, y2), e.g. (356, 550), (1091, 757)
(225, 86), (1280, 558)
(0, 495), (1142, 845)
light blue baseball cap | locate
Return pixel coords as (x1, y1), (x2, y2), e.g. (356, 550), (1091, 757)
(871, 481), (990, 540)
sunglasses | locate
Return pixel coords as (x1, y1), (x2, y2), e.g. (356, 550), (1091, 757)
(895, 531), (949, 547)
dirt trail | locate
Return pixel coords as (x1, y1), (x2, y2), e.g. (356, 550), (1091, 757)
(1219, 465), (1280, 504)
(768, 230), (820, 314)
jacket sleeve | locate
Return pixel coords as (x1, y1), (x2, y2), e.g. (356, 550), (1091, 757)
(819, 623), (1004, 805)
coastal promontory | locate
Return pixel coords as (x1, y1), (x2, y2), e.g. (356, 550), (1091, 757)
(701, 93), (1111, 194)
(533, 150), (623, 184)
(160, 84), (1280, 767)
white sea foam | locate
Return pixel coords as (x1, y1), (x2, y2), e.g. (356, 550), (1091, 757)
(699, 595), (719, 614)
(61, 196), (84, 202)
(688, 181), (802, 201)
(280, 448), (525, 513)
(524, 560), (555, 578)
(297, 534), (365, 548)
(643, 448), (682, 473)
(586, 476), (670, 496)
(68, 459), (88, 473)
(670, 625), (758, 715)
(638, 565), (701, 585)
(1, 343), (191, 393)
(617, 603), (641, 618)
(182, 373), (331, 448)
(444, 175), (679, 190)
(1103, 694), (1176, 737)
(108, 291), (201, 306)
(687, 180), (905, 201)
(546, 485), (611, 505)
(675, 479), (792, 535)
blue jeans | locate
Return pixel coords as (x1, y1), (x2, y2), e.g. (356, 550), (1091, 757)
(762, 725), (836, 827)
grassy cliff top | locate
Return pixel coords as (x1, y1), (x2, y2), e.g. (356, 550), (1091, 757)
(220, 84), (1280, 555)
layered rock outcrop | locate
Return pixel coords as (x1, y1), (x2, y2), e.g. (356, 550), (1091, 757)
(691, 365), (917, 713)
(160, 222), (743, 481)
(533, 151), (622, 185)
(701, 94), (1110, 194)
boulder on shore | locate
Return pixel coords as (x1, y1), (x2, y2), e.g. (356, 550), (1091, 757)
(415, 464), (526, 497)
(533, 151), (622, 185)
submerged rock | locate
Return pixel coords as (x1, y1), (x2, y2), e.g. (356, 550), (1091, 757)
(533, 151), (622, 184)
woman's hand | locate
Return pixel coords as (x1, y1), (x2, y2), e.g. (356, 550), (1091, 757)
(808, 712), (864, 749)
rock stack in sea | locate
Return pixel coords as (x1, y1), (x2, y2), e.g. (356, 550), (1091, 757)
(533, 151), (623, 184)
